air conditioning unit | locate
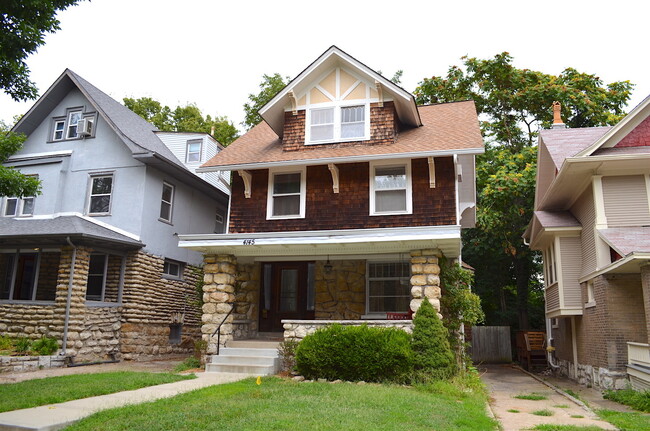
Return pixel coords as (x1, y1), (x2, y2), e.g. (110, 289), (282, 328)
(76, 119), (93, 137)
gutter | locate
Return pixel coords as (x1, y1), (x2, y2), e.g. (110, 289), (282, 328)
(60, 236), (77, 356)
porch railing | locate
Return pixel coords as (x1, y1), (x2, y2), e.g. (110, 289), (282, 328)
(211, 304), (234, 356)
(628, 342), (650, 368)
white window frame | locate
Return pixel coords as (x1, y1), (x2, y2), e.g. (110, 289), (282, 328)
(53, 120), (66, 141)
(86, 253), (108, 302)
(186, 139), (202, 163)
(369, 159), (412, 216)
(3, 196), (35, 217)
(365, 260), (411, 315)
(585, 280), (596, 308)
(163, 258), (183, 280)
(87, 173), (114, 216)
(66, 110), (83, 139)
(544, 243), (557, 287)
(159, 182), (175, 223)
(305, 102), (370, 145)
(266, 167), (306, 220)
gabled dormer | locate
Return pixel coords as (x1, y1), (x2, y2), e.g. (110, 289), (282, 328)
(259, 46), (421, 151)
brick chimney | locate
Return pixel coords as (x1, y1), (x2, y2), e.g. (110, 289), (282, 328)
(552, 101), (566, 129)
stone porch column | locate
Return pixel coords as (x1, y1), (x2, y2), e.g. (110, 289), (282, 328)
(409, 249), (442, 317)
(202, 254), (237, 354)
(641, 263), (650, 344)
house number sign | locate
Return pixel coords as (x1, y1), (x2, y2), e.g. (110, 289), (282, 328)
(243, 239), (256, 245)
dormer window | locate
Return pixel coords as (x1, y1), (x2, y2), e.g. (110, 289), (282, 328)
(186, 139), (202, 163)
(67, 111), (83, 139)
(50, 108), (96, 142)
(307, 103), (369, 144)
(53, 120), (65, 140)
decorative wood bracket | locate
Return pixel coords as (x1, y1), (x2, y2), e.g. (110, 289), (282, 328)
(375, 80), (383, 107)
(328, 163), (339, 194)
(427, 156), (436, 188)
(288, 90), (298, 115)
(238, 170), (252, 198)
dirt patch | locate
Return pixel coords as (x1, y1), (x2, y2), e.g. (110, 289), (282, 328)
(0, 356), (191, 383)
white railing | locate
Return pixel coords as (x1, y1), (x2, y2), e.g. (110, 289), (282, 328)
(628, 342), (650, 368)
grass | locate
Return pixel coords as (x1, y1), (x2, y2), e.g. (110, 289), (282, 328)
(514, 392), (548, 401)
(570, 415), (584, 418)
(65, 376), (498, 431)
(532, 426), (607, 430)
(507, 409), (520, 413)
(553, 404), (570, 408)
(597, 409), (650, 430)
(603, 388), (650, 412)
(173, 357), (201, 372)
(532, 409), (554, 416)
(0, 372), (194, 412)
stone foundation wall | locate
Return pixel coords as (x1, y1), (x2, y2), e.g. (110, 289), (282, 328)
(76, 307), (122, 360)
(553, 358), (628, 390)
(283, 319), (413, 341)
(315, 260), (365, 319)
(0, 355), (66, 373)
(232, 262), (260, 339)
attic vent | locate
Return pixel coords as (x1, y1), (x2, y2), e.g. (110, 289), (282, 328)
(76, 119), (93, 137)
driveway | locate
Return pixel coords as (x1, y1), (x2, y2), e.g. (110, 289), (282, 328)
(480, 364), (617, 430)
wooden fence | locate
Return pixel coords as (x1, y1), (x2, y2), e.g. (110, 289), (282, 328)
(470, 326), (512, 363)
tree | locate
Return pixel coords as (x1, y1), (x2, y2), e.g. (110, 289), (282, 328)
(411, 297), (455, 378)
(0, 122), (41, 197)
(1, 0), (83, 101)
(123, 98), (239, 146)
(242, 73), (289, 130)
(414, 53), (633, 330)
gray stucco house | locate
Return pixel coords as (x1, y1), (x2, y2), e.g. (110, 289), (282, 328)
(0, 69), (229, 361)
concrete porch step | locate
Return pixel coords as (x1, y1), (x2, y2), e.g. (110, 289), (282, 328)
(211, 354), (279, 366)
(227, 340), (281, 349)
(217, 347), (279, 357)
(205, 363), (277, 375)
(206, 344), (281, 375)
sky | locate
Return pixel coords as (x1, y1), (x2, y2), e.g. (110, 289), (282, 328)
(1, 0), (649, 132)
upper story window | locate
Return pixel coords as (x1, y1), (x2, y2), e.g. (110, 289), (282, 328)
(544, 243), (557, 287)
(3, 196), (34, 217)
(307, 103), (369, 144)
(186, 139), (202, 163)
(51, 108), (96, 142)
(88, 174), (113, 216)
(266, 167), (306, 219)
(159, 182), (175, 223)
(369, 160), (412, 216)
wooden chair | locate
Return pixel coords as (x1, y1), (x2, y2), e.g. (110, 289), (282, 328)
(516, 331), (547, 370)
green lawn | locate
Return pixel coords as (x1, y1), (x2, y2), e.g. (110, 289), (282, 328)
(0, 372), (194, 412)
(65, 377), (497, 431)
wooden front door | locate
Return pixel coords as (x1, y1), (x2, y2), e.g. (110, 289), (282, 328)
(259, 262), (314, 332)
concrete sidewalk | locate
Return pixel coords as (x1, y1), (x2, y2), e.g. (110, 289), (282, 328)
(481, 364), (617, 431)
(0, 372), (250, 431)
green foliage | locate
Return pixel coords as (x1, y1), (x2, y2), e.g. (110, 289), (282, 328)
(278, 338), (300, 373)
(295, 324), (413, 383)
(193, 339), (207, 360)
(0, 128), (42, 198)
(414, 53), (633, 330)
(0, 336), (12, 352)
(532, 409), (554, 416)
(603, 388), (650, 412)
(514, 393), (547, 400)
(597, 409), (650, 430)
(173, 357), (201, 372)
(14, 337), (31, 354)
(30, 336), (58, 355)
(123, 98), (239, 146)
(242, 73), (289, 130)
(411, 297), (455, 379)
(1, 0), (84, 101)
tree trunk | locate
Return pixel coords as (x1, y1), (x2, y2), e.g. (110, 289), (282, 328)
(514, 256), (530, 330)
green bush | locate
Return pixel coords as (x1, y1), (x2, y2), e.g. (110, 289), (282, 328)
(174, 357), (202, 372)
(31, 337), (58, 356)
(14, 337), (32, 354)
(295, 324), (413, 383)
(411, 297), (455, 380)
(604, 388), (650, 412)
(0, 336), (12, 352)
(278, 338), (300, 373)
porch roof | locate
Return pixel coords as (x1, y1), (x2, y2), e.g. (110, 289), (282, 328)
(178, 225), (461, 258)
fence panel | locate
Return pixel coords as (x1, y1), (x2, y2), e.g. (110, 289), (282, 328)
(470, 326), (512, 363)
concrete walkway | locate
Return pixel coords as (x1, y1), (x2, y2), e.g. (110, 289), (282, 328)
(481, 364), (617, 431)
(0, 372), (250, 431)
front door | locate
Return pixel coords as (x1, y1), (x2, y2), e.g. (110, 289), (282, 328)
(259, 262), (315, 332)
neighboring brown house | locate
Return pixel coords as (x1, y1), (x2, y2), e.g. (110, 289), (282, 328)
(525, 95), (650, 389)
(179, 46), (484, 356)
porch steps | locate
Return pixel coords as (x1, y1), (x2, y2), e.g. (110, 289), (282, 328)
(206, 341), (281, 375)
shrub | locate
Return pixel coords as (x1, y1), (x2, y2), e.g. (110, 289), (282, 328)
(604, 388), (650, 412)
(193, 339), (207, 361)
(411, 297), (455, 380)
(0, 336), (12, 352)
(295, 324), (413, 383)
(14, 337), (32, 354)
(174, 357), (201, 372)
(278, 339), (299, 373)
(31, 337), (58, 355)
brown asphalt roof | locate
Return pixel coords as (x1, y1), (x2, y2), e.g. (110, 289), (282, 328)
(201, 101), (483, 169)
(540, 127), (611, 170)
(534, 210), (581, 228)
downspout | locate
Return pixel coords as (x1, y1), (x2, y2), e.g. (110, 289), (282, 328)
(545, 318), (560, 369)
(60, 237), (77, 356)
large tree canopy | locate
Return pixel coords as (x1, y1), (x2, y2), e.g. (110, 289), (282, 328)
(242, 73), (289, 130)
(0, 122), (41, 197)
(123, 98), (239, 146)
(1, 0), (83, 101)
(414, 52), (633, 330)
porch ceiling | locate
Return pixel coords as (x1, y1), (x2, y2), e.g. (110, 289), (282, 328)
(179, 225), (462, 258)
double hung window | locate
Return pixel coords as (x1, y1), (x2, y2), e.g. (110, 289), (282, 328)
(370, 161), (412, 215)
(307, 104), (367, 143)
(86, 254), (108, 301)
(267, 168), (306, 219)
(3, 196), (34, 217)
(186, 139), (202, 163)
(159, 182), (174, 223)
(66, 111), (83, 139)
(367, 262), (411, 314)
(88, 174), (113, 215)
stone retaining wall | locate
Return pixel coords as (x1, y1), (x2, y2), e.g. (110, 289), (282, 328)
(0, 355), (66, 373)
(554, 358), (628, 390)
(283, 319), (413, 341)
